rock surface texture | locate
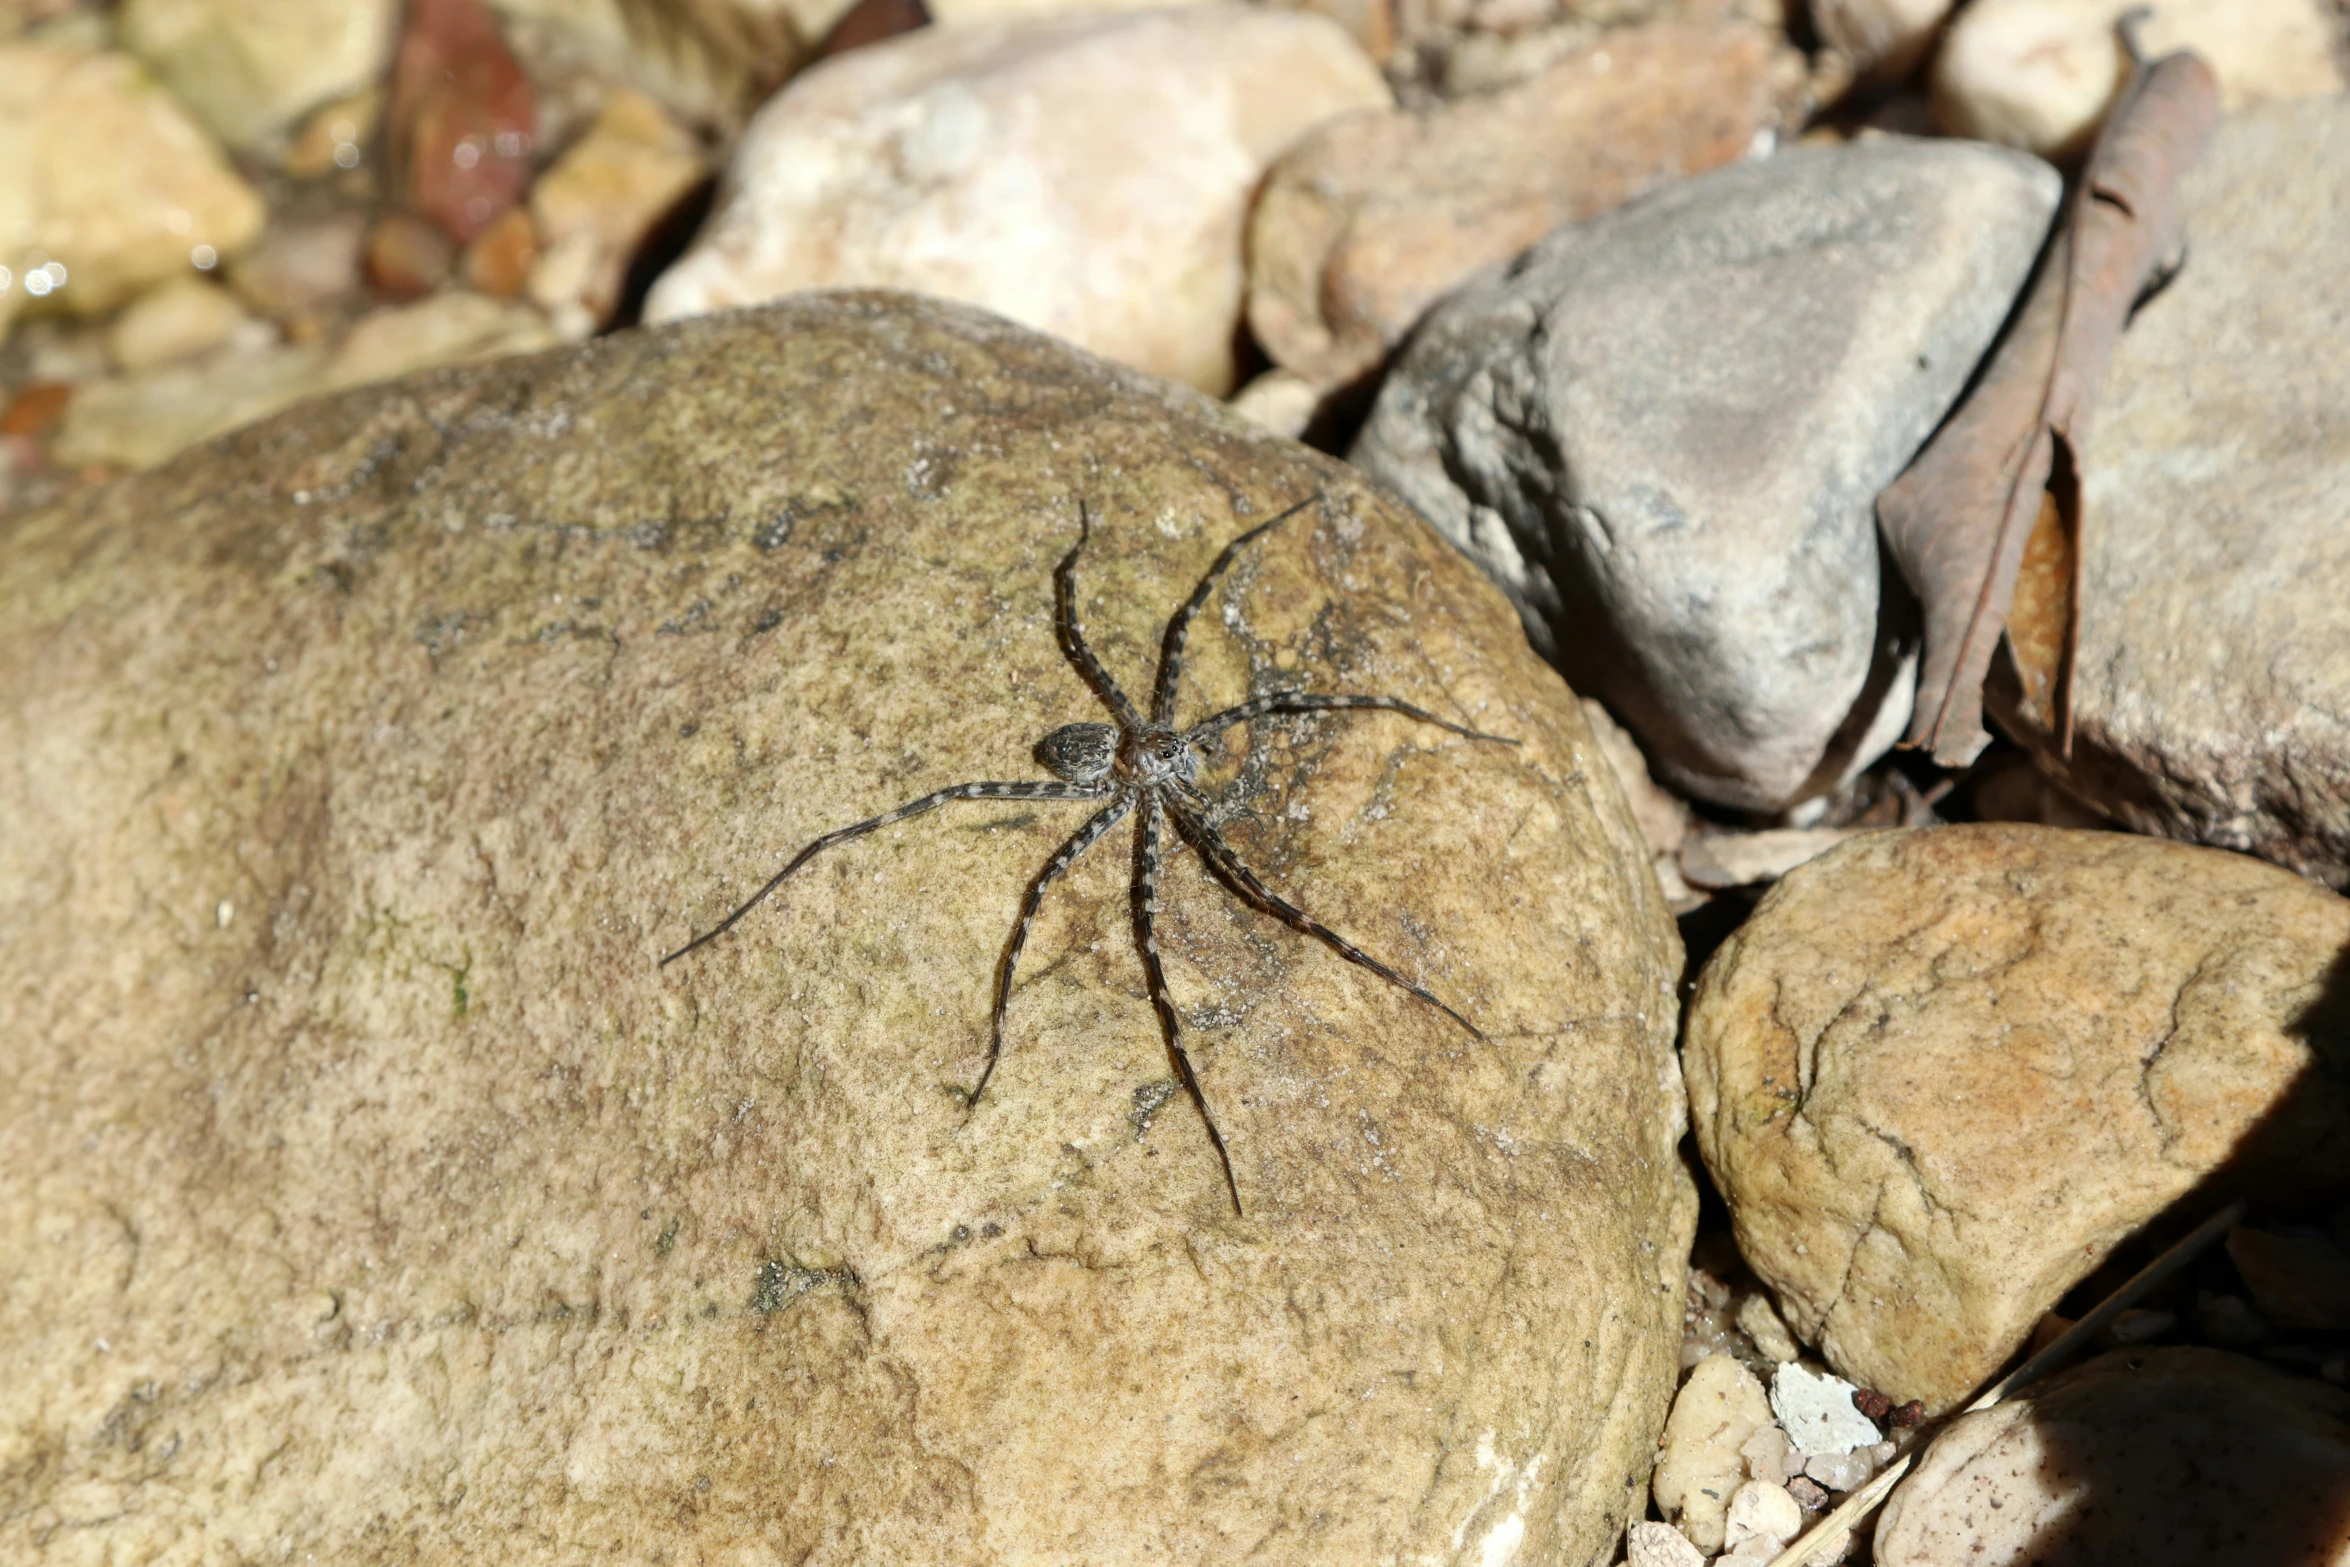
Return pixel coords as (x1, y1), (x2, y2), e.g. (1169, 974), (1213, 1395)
(1244, 20), (1799, 394)
(1351, 140), (2058, 812)
(1933, 0), (2344, 159)
(0, 293), (1693, 1564)
(1992, 97), (2350, 891)
(644, 6), (1390, 395)
(1876, 1349), (2350, 1565)
(1685, 825), (2350, 1413)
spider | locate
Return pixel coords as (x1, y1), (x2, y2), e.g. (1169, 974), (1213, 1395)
(661, 496), (1517, 1214)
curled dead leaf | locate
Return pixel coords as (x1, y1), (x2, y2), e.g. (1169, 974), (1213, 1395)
(1879, 29), (2219, 767)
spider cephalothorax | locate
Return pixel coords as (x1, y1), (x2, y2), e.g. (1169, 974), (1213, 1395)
(663, 496), (1516, 1213)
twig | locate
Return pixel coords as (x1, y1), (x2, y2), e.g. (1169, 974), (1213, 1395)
(1759, 1200), (2245, 1567)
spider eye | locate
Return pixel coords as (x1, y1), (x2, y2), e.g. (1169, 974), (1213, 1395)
(1037, 722), (1116, 784)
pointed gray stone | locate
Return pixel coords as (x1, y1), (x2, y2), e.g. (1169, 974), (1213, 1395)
(1351, 139), (2059, 812)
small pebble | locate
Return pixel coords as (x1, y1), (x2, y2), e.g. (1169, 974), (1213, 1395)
(2104, 1307), (2177, 1345)
(1723, 1478), (1804, 1555)
(1738, 1291), (1801, 1362)
(1625, 1519), (1706, 1567)
(1741, 1420), (1798, 1484)
(1786, 1473), (1831, 1510)
(2197, 1291), (2271, 1348)
(1804, 1446), (1877, 1492)
(1771, 1362), (1883, 1456)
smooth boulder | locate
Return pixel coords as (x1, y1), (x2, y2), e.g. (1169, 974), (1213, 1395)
(1993, 96), (2350, 891)
(1351, 140), (2058, 813)
(0, 293), (1692, 1564)
(645, 6), (1390, 394)
(1686, 825), (2350, 1412)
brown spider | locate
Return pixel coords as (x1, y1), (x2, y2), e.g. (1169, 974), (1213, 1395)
(662, 496), (1516, 1213)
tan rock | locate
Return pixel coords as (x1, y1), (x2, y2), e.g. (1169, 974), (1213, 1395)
(928, 0), (1208, 22)
(49, 339), (328, 470)
(105, 275), (254, 370)
(1686, 825), (2350, 1413)
(1991, 98), (2350, 891)
(645, 6), (1391, 394)
(1227, 366), (1321, 440)
(1932, 0), (2344, 160)
(1654, 1353), (1773, 1552)
(1722, 1478), (1803, 1556)
(0, 43), (265, 330)
(1809, 0), (1950, 84)
(1876, 1349), (2350, 1565)
(1246, 21), (1799, 391)
(225, 208), (369, 318)
(0, 292), (1693, 1564)
(323, 291), (561, 390)
(1628, 1518), (1708, 1567)
(116, 0), (397, 152)
(526, 88), (705, 330)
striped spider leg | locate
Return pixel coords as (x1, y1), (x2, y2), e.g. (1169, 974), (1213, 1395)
(662, 495), (1517, 1214)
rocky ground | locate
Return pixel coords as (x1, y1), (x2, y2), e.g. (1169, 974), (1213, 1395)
(3, 0), (2349, 1563)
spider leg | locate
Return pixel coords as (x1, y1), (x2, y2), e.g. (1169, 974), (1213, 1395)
(661, 779), (1108, 966)
(1135, 793), (1244, 1216)
(1055, 500), (1144, 729)
(1151, 495), (1317, 725)
(1187, 691), (1519, 748)
(970, 792), (1135, 1107)
(1166, 799), (1485, 1041)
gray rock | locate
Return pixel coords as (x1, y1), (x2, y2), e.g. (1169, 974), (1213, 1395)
(0, 292), (1694, 1565)
(1992, 96), (2350, 890)
(1351, 139), (2059, 812)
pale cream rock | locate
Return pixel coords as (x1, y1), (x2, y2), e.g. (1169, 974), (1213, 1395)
(1227, 366), (1321, 440)
(1809, 0), (1950, 84)
(1687, 825), (2350, 1413)
(1722, 1478), (1803, 1556)
(526, 88), (705, 332)
(323, 292), (562, 392)
(1876, 1349), (2350, 1565)
(105, 274), (254, 369)
(1738, 1290), (1800, 1363)
(0, 292), (1694, 1566)
(1654, 1353), (1774, 1553)
(116, 0), (397, 151)
(1627, 1519), (1708, 1567)
(1679, 826), (1880, 892)
(1933, 0), (2344, 159)
(49, 339), (328, 470)
(645, 6), (1391, 394)
(0, 43), (265, 331)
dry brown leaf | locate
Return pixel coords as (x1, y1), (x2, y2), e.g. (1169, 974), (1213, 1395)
(1878, 31), (2219, 767)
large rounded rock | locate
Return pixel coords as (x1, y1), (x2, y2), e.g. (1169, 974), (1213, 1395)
(1685, 825), (2350, 1413)
(1350, 140), (2058, 813)
(0, 294), (1692, 1563)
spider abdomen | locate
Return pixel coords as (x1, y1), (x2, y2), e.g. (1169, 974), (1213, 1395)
(1037, 721), (1118, 784)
